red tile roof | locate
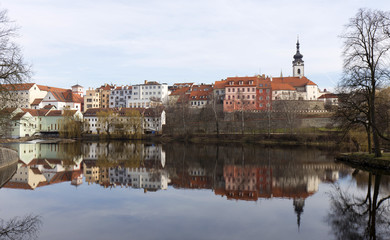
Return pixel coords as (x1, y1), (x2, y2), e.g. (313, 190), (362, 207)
(31, 98), (43, 105)
(21, 108), (50, 116)
(170, 87), (191, 96)
(318, 93), (338, 99)
(271, 82), (296, 91)
(0, 83), (35, 91)
(49, 90), (84, 103)
(37, 85), (68, 92)
(270, 76), (316, 88)
(11, 112), (27, 120)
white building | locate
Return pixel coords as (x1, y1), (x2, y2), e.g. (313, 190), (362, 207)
(109, 85), (132, 108)
(1, 83), (49, 108)
(41, 90), (83, 111)
(83, 107), (166, 134)
(270, 40), (321, 101)
(127, 81), (169, 108)
(0, 108), (83, 138)
(109, 167), (169, 191)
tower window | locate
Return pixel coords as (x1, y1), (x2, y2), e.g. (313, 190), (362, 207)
(298, 69), (301, 74)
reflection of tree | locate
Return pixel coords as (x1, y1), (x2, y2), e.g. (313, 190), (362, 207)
(0, 215), (42, 240)
(327, 173), (390, 240)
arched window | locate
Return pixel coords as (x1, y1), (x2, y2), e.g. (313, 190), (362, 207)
(297, 69), (301, 74)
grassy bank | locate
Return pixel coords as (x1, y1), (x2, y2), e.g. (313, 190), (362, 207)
(335, 153), (390, 173)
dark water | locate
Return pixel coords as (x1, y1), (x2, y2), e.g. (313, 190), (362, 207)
(0, 141), (389, 240)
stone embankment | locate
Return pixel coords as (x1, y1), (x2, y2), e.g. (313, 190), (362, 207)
(0, 147), (18, 187)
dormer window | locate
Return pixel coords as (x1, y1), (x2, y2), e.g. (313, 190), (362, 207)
(229, 81), (233, 85)
(239, 81), (243, 85)
(249, 80), (253, 85)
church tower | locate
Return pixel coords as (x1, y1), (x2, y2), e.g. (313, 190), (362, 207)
(292, 38), (304, 77)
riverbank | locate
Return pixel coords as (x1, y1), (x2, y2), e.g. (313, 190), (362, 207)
(0, 136), (76, 144)
(1, 132), (342, 147)
(158, 132), (340, 147)
(335, 153), (390, 173)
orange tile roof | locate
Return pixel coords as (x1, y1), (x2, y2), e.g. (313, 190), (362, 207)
(21, 108), (50, 116)
(173, 83), (194, 87)
(37, 85), (68, 92)
(98, 84), (115, 91)
(170, 87), (191, 96)
(84, 108), (119, 117)
(271, 82), (296, 91)
(0, 83), (35, 91)
(31, 98), (43, 105)
(318, 93), (338, 99)
(3, 182), (34, 190)
(49, 90), (84, 103)
(0, 107), (18, 115)
(45, 110), (77, 117)
(11, 112), (27, 120)
(214, 80), (229, 89)
(270, 76), (316, 88)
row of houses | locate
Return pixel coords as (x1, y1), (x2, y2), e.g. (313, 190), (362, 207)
(1, 107), (165, 138)
(0, 40), (338, 114)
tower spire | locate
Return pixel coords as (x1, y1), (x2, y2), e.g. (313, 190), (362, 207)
(292, 36), (304, 77)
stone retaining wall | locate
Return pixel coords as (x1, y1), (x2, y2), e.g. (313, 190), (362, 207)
(0, 147), (19, 167)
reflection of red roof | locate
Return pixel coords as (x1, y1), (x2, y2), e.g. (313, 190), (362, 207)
(3, 182), (34, 190)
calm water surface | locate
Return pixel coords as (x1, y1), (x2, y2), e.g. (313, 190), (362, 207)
(0, 141), (389, 240)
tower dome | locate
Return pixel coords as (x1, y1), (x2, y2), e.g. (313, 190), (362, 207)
(292, 38), (304, 77)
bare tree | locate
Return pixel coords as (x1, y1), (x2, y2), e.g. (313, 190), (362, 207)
(0, 215), (42, 240)
(339, 9), (390, 157)
(0, 8), (31, 107)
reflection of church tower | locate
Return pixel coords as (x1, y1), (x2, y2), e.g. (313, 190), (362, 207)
(292, 38), (304, 77)
(293, 198), (305, 231)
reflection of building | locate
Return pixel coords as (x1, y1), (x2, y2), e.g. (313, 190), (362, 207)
(4, 143), (83, 190)
(4, 158), (83, 190)
(216, 165), (272, 201)
(109, 167), (169, 191)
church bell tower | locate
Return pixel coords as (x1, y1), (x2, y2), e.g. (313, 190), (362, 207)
(292, 38), (304, 77)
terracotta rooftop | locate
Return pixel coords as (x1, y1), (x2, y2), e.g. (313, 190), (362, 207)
(49, 90), (84, 103)
(0, 83), (35, 91)
(170, 87), (191, 96)
(271, 82), (296, 91)
(270, 76), (316, 88)
(37, 85), (68, 92)
(318, 93), (338, 99)
(31, 98), (43, 105)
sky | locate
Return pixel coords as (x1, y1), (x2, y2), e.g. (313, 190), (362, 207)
(1, 0), (389, 91)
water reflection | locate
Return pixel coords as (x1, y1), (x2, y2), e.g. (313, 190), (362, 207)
(5, 141), (390, 239)
(0, 215), (42, 240)
(327, 170), (390, 240)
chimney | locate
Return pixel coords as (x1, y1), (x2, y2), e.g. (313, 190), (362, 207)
(144, 80), (148, 84)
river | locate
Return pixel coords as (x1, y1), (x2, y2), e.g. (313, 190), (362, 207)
(0, 141), (388, 240)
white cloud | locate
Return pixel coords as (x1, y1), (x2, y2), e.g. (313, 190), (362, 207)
(0, 0), (388, 89)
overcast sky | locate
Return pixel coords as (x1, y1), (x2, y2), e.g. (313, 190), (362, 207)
(1, 0), (389, 91)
